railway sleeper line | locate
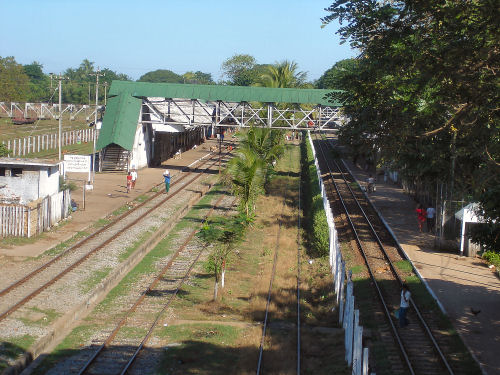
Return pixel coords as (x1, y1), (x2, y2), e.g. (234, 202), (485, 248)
(321, 135), (470, 374)
(256, 146), (302, 375)
(73, 194), (238, 375)
(313, 134), (454, 375)
(0, 150), (233, 325)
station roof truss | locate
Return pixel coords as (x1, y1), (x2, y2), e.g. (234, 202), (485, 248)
(98, 80), (345, 150)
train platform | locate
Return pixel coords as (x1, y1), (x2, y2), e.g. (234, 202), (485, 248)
(343, 158), (500, 375)
(0, 137), (224, 259)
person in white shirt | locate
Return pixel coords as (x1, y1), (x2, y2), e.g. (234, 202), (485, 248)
(131, 169), (138, 189)
(399, 284), (411, 327)
(426, 204), (436, 233)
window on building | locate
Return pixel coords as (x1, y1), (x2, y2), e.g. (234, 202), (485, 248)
(11, 168), (23, 177)
(0, 167), (5, 176)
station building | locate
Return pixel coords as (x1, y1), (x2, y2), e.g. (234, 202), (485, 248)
(0, 158), (70, 237)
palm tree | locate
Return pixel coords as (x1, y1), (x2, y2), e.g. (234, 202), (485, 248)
(225, 146), (266, 216)
(258, 60), (307, 88)
(241, 127), (284, 164)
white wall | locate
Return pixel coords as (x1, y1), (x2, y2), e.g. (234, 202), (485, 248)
(131, 125), (149, 169)
(0, 166), (59, 204)
(39, 166), (60, 197)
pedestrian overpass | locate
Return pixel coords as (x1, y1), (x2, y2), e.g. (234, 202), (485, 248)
(97, 81), (343, 170)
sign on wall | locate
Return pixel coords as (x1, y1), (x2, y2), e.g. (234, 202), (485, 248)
(64, 155), (91, 173)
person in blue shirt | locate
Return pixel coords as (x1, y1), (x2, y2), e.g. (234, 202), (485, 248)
(163, 170), (171, 193)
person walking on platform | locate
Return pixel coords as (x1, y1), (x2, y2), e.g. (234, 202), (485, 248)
(399, 284), (411, 327)
(131, 169), (138, 189)
(126, 172), (132, 193)
(163, 170), (171, 193)
(426, 204), (436, 233)
(415, 204), (427, 232)
(366, 174), (376, 193)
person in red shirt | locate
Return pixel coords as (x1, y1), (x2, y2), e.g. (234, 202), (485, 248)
(415, 204), (427, 232)
(126, 172), (132, 193)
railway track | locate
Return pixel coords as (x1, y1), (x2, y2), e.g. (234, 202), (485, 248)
(313, 133), (455, 375)
(0, 149), (233, 327)
(70, 194), (238, 375)
(256, 146), (302, 374)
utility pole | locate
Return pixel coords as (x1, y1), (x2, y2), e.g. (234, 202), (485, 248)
(89, 67), (105, 184)
(103, 82), (108, 106)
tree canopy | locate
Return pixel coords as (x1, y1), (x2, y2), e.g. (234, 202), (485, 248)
(0, 56), (29, 102)
(322, 0), (500, 250)
(220, 54), (271, 86)
(315, 58), (357, 89)
(138, 69), (183, 84)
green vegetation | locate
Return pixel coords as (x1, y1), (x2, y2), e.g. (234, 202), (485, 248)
(59, 177), (78, 192)
(301, 134), (329, 257)
(223, 127), (284, 215)
(18, 307), (60, 327)
(0, 58), (130, 104)
(322, 0), (500, 252)
(0, 335), (35, 371)
(482, 251), (500, 269)
(138, 69), (214, 85)
(257, 60), (308, 88)
(0, 143), (8, 156)
(80, 267), (113, 293)
(118, 230), (154, 261)
(198, 213), (249, 300)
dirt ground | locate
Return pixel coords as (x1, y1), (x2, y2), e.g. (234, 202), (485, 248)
(0, 138), (222, 259)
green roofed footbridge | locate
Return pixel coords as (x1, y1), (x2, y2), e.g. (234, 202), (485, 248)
(97, 80), (343, 171)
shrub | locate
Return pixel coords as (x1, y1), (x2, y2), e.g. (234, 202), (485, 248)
(301, 133), (329, 257)
(0, 143), (8, 157)
(482, 251), (500, 269)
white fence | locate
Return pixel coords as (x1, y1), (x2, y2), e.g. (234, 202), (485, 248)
(2, 128), (97, 157)
(0, 189), (71, 238)
(308, 131), (373, 375)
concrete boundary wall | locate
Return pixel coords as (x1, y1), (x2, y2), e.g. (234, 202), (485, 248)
(307, 131), (371, 375)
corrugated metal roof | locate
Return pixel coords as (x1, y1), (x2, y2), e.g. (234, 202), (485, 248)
(98, 81), (342, 151)
(109, 80), (342, 106)
(96, 93), (142, 151)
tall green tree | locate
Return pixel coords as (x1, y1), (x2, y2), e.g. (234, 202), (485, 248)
(23, 61), (50, 102)
(323, 0), (500, 250)
(0, 56), (29, 102)
(316, 58), (357, 89)
(221, 54), (259, 86)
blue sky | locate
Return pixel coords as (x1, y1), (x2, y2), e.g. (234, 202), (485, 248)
(0, 0), (355, 82)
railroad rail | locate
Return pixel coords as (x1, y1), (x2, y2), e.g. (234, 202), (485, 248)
(313, 133), (454, 375)
(256, 146), (302, 374)
(74, 194), (237, 375)
(0, 148), (233, 324)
